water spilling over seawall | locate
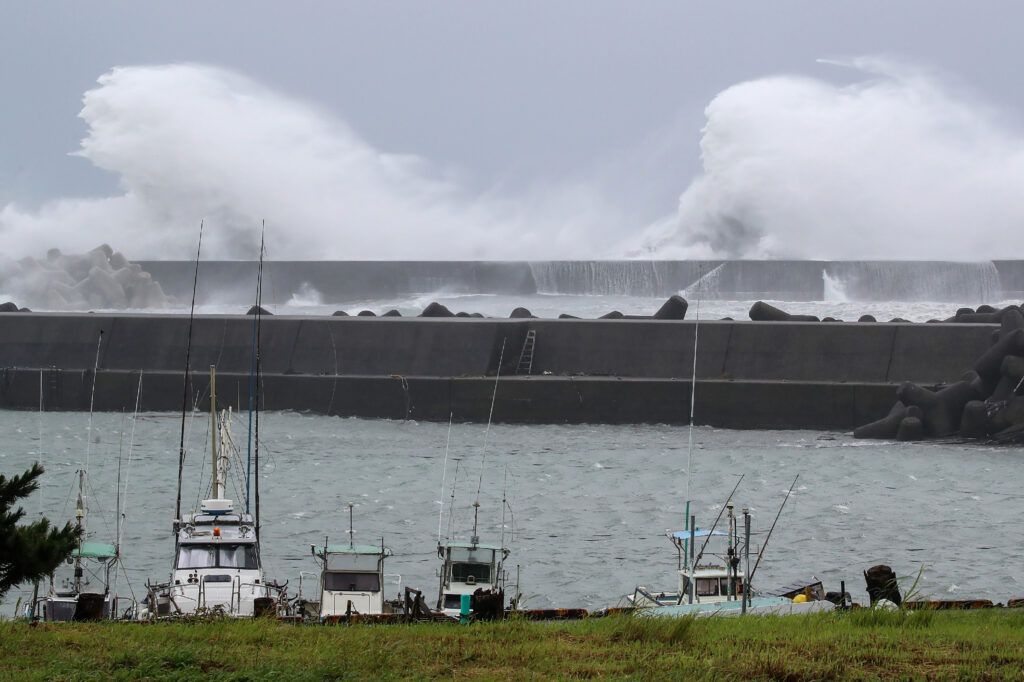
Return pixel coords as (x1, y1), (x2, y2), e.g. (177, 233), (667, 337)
(135, 260), (1024, 306)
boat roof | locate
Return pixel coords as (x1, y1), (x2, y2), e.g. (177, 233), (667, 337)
(444, 541), (504, 551)
(72, 542), (117, 559)
(671, 530), (728, 540)
(325, 545), (391, 556)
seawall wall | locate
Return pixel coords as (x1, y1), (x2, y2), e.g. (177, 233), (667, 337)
(0, 313), (997, 429)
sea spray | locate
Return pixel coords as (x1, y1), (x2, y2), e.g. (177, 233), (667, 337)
(642, 58), (1024, 260)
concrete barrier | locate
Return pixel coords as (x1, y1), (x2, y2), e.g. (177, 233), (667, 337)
(0, 312), (999, 428)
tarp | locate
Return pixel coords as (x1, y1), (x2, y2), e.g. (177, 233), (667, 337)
(71, 542), (117, 558)
(325, 545), (391, 556)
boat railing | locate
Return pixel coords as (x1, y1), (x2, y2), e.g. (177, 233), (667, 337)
(632, 586), (664, 607)
(297, 571), (319, 602)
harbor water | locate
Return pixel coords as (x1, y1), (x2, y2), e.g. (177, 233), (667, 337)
(2, 409), (1021, 615)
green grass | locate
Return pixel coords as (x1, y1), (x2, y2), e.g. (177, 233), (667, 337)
(2, 609), (1024, 680)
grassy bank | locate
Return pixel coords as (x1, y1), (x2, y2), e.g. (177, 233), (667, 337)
(2, 608), (1024, 680)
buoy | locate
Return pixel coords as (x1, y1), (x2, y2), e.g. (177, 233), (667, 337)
(792, 594), (808, 603)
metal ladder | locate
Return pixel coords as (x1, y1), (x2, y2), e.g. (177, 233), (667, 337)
(516, 329), (536, 375)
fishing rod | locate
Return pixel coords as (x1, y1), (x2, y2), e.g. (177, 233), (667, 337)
(441, 458), (462, 553)
(246, 222), (265, 517)
(682, 263), (704, 542)
(692, 474), (744, 567)
(471, 337), (506, 542)
(748, 474), (800, 584)
(437, 412), (454, 546)
(84, 329), (103, 473)
(175, 221), (204, 528)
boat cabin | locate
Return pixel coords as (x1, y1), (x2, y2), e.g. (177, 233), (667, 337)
(159, 500), (273, 617)
(437, 541), (509, 613)
(39, 542), (118, 621)
(313, 543), (393, 617)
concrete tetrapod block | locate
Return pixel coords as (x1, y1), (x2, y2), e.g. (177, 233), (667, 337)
(991, 396), (1024, 433)
(896, 382), (957, 437)
(896, 416), (924, 441)
(420, 302), (453, 317)
(959, 400), (989, 438)
(748, 301), (818, 322)
(653, 295), (688, 320)
(974, 328), (1024, 391)
(853, 401), (907, 439)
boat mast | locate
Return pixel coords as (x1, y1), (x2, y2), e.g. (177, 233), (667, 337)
(74, 469), (85, 593)
(176, 221), (204, 532)
(210, 365), (218, 499)
(347, 503), (355, 547)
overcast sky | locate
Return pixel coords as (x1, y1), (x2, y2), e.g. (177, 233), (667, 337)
(1, 2), (1022, 259)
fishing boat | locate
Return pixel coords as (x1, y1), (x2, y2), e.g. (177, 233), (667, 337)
(31, 337), (136, 621)
(628, 503), (749, 609)
(143, 366), (285, 617)
(143, 232), (285, 618)
(33, 470), (124, 621)
(305, 504), (401, 619)
(436, 501), (511, 618)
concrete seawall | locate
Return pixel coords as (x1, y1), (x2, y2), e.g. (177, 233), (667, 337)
(0, 312), (997, 429)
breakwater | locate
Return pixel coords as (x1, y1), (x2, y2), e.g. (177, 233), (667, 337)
(0, 312), (998, 429)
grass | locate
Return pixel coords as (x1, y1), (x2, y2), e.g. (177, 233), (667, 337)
(2, 608), (1024, 680)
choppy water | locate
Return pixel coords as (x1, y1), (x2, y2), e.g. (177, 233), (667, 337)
(2, 410), (1022, 616)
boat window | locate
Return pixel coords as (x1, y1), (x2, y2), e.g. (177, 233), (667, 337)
(451, 562), (491, 584)
(443, 594), (463, 610)
(176, 544), (258, 569)
(449, 547), (495, 564)
(324, 571), (380, 592)
(326, 554), (380, 572)
(719, 578), (743, 595)
(696, 578), (719, 597)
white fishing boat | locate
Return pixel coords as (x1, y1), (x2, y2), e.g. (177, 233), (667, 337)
(629, 504), (749, 609)
(307, 504), (401, 619)
(144, 367), (284, 618)
(436, 502), (511, 618)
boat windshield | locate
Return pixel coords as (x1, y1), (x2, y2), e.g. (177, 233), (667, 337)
(176, 543), (259, 570)
(695, 577), (744, 597)
(324, 571), (380, 592)
(451, 562), (492, 584)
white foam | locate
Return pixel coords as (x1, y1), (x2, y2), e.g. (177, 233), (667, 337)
(640, 58), (1024, 259)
